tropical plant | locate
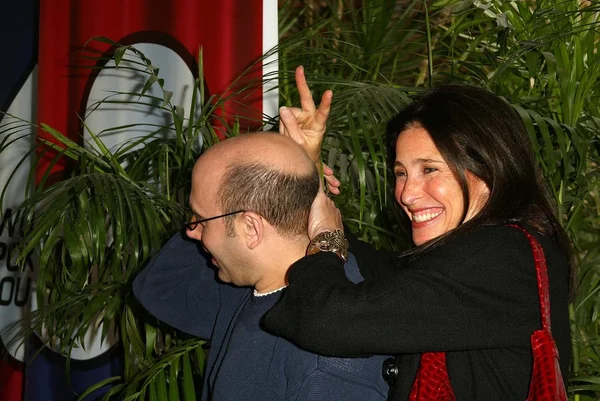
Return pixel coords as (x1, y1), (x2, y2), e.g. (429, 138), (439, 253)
(1, 0), (599, 400)
(0, 40), (227, 400)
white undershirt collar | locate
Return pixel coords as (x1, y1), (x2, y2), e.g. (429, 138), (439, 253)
(253, 285), (288, 297)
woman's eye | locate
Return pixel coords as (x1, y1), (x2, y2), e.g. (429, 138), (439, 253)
(394, 170), (406, 178)
(423, 167), (437, 174)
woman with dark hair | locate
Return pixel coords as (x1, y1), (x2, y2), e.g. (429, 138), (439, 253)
(264, 67), (572, 400)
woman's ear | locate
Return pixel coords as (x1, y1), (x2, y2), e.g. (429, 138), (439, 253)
(465, 172), (490, 221)
(242, 212), (264, 250)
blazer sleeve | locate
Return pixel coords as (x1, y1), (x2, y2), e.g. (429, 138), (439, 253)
(264, 226), (557, 357)
(132, 231), (221, 339)
(344, 225), (399, 281)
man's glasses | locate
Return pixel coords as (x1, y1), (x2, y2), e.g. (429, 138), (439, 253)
(183, 210), (245, 231)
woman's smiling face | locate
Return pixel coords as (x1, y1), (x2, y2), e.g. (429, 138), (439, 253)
(394, 126), (489, 245)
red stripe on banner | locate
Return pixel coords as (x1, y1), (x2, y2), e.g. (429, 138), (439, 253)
(37, 0), (265, 183)
(0, 357), (23, 401)
(200, 0), (264, 134)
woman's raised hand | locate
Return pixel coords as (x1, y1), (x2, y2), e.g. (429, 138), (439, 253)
(279, 65), (332, 164)
(322, 163), (341, 195)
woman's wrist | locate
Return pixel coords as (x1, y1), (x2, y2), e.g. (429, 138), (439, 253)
(306, 229), (349, 262)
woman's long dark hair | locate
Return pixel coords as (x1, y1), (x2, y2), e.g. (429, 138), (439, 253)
(387, 84), (574, 295)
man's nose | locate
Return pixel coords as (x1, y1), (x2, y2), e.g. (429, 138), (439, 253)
(185, 224), (202, 241)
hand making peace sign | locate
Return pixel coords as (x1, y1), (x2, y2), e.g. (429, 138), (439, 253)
(279, 66), (340, 195)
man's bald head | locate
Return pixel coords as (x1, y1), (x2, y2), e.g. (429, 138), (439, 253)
(200, 133), (316, 173)
(192, 133), (320, 237)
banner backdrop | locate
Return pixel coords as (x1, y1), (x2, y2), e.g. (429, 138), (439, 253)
(0, 1), (278, 400)
(37, 0), (278, 181)
(0, 2), (39, 401)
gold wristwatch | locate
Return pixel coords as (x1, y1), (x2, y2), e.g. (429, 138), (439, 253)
(306, 229), (349, 262)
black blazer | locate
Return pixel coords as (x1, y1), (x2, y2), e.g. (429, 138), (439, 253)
(263, 225), (571, 400)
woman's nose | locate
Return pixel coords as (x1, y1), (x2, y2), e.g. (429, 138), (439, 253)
(398, 177), (421, 206)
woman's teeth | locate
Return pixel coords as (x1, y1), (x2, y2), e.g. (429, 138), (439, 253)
(412, 211), (441, 223)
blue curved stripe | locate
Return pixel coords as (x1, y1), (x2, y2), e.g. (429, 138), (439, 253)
(0, 0), (38, 113)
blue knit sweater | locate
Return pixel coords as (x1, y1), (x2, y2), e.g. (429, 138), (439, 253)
(133, 232), (389, 401)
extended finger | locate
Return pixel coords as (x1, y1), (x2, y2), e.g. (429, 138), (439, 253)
(295, 66), (317, 113)
(314, 90), (332, 127)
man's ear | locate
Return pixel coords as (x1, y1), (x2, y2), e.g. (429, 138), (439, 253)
(242, 212), (263, 250)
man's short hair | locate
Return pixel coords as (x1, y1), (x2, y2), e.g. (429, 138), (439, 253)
(218, 161), (320, 237)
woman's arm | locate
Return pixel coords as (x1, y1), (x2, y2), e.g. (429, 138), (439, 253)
(344, 225), (397, 281)
(264, 226), (543, 357)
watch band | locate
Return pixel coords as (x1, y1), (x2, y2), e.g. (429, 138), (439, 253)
(306, 229), (349, 262)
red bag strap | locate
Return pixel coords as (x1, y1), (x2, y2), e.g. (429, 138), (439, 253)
(507, 224), (552, 333)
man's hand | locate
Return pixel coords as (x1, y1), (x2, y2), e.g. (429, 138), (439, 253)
(307, 190), (344, 240)
(279, 65), (332, 164)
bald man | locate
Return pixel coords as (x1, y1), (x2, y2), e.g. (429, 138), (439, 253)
(186, 133), (320, 293)
(133, 133), (389, 401)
